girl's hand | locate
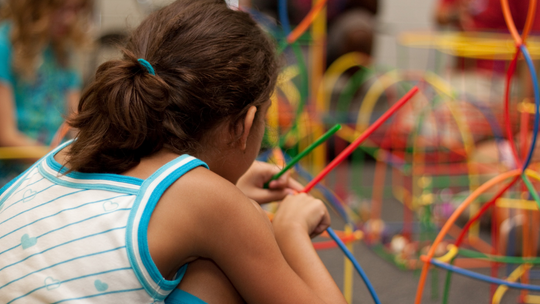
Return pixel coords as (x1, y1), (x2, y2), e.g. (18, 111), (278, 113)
(236, 161), (303, 204)
(273, 193), (330, 238)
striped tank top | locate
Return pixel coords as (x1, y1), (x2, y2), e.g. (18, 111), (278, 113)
(0, 142), (208, 303)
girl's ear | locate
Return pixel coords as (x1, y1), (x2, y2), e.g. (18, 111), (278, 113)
(238, 106), (258, 150)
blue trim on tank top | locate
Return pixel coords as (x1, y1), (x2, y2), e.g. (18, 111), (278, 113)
(31, 140), (144, 194)
(38, 164), (141, 195)
(125, 154), (208, 301)
(45, 144), (144, 185)
(165, 289), (209, 304)
(0, 140), (71, 205)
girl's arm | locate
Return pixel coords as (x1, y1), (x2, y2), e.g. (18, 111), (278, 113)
(0, 83), (38, 147)
(150, 167), (347, 304)
(272, 194), (344, 302)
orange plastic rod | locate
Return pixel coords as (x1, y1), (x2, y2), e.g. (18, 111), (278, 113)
(286, 0), (328, 44)
(414, 169), (521, 304)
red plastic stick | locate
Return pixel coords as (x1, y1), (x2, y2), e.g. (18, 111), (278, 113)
(302, 86), (419, 193)
(504, 50), (521, 167)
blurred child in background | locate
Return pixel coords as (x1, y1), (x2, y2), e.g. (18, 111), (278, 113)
(251, 0), (378, 66)
(0, 0), (94, 185)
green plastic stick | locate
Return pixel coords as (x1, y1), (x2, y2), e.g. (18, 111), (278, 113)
(522, 172), (540, 209)
(458, 248), (540, 264)
(264, 124), (342, 188)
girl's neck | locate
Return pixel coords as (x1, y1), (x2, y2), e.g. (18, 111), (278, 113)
(55, 143), (241, 185)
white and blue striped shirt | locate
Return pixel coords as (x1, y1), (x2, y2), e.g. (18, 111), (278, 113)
(0, 142), (208, 303)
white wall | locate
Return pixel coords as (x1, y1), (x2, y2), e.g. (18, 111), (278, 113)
(374, 0), (438, 70)
(96, 0), (174, 35)
(87, 0), (439, 75)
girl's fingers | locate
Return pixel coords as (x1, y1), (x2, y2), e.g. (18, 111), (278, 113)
(287, 177), (304, 192)
(261, 189), (296, 203)
(309, 210), (331, 238)
(274, 193), (330, 237)
(269, 170), (303, 192)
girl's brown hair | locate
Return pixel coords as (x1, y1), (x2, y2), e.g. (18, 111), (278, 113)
(2, 0), (94, 79)
(67, 0), (278, 174)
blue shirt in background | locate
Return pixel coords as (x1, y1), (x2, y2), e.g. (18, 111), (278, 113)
(0, 22), (81, 185)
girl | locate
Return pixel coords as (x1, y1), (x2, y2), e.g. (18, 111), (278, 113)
(0, 0), (93, 185)
(0, 1), (348, 303)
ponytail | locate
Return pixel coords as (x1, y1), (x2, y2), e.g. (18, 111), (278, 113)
(67, 0), (278, 173)
(68, 50), (170, 173)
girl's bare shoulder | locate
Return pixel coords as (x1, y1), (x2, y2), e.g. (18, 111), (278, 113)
(152, 164), (267, 242)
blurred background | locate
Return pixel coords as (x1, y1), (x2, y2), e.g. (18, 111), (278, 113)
(3, 1), (540, 303)
(83, 0), (440, 82)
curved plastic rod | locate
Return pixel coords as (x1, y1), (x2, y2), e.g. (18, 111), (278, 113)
(286, 0), (327, 44)
(444, 95), (480, 191)
(500, 0), (537, 167)
(303, 87), (419, 193)
(453, 175), (519, 247)
(290, 42), (310, 138)
(441, 176), (519, 304)
(404, 78), (481, 208)
(519, 44), (540, 170)
(465, 97), (508, 167)
(277, 0), (328, 53)
(443, 2), (537, 299)
(326, 227), (381, 304)
(278, 42), (310, 147)
(317, 52), (369, 117)
(355, 70), (485, 186)
(522, 0), (538, 43)
(370, 101), (410, 223)
(522, 172), (540, 209)
(503, 50), (521, 167)
(500, 0), (536, 47)
(357, 70), (455, 131)
(276, 75), (301, 143)
(409, 96), (436, 209)
(436, 244), (459, 263)
(421, 169), (540, 304)
(500, 0), (538, 168)
(527, 168), (540, 185)
(500, 0), (523, 46)
(278, 0), (292, 35)
(492, 264), (531, 304)
(278, 74), (301, 110)
(409, 81), (476, 179)
(465, 96), (505, 144)
(458, 247), (540, 264)
(266, 93), (280, 147)
(430, 259), (540, 291)
(272, 69), (300, 146)
(414, 169), (520, 304)
(335, 67), (371, 114)
(356, 70), (401, 131)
